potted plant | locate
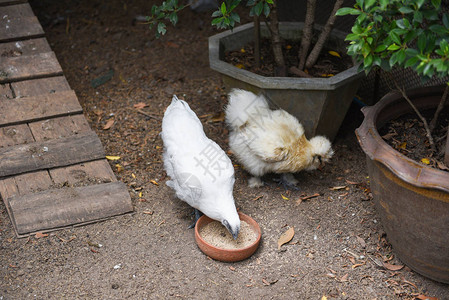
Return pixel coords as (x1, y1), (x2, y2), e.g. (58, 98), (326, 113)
(146, 0), (364, 140)
(337, 0), (449, 283)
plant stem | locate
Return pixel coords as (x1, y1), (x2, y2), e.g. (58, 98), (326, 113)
(254, 15), (260, 69)
(393, 80), (437, 153)
(429, 84), (449, 132)
(444, 125), (449, 166)
(267, 2), (286, 76)
(298, 0), (316, 71)
(305, 0), (344, 70)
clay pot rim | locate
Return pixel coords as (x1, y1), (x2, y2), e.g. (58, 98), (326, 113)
(195, 212), (262, 253)
(356, 85), (449, 193)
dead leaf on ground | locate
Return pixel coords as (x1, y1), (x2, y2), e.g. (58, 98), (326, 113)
(356, 236), (366, 248)
(296, 193), (320, 204)
(382, 262), (404, 271)
(103, 119), (115, 130)
(133, 102), (148, 109)
(106, 155), (121, 161)
(437, 160), (449, 171)
(339, 273), (349, 282)
(277, 227), (295, 250)
(35, 232), (48, 239)
(330, 186), (347, 191)
(150, 179), (159, 185)
(229, 266), (236, 271)
(207, 111), (225, 123)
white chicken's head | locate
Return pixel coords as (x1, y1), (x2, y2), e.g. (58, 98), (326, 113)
(307, 136), (334, 170)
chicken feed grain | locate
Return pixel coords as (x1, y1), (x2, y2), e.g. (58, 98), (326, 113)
(199, 220), (256, 249)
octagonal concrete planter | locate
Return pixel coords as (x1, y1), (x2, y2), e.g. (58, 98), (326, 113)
(209, 22), (364, 141)
(356, 86), (449, 283)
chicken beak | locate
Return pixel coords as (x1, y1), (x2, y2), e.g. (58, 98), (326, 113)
(223, 220), (239, 240)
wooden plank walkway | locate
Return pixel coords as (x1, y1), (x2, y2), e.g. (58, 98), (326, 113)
(0, 1), (133, 237)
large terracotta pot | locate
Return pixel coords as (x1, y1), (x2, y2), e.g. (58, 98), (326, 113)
(356, 86), (449, 283)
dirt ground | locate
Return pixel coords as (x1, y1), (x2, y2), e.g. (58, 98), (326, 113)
(1, 1), (448, 299)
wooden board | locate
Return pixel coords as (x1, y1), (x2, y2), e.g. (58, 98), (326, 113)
(0, 52), (62, 83)
(0, 123), (34, 147)
(0, 90), (82, 126)
(0, 37), (52, 56)
(12, 76), (71, 97)
(29, 115), (91, 141)
(50, 160), (117, 185)
(5, 181), (133, 236)
(0, 3), (43, 42)
(0, 16), (44, 42)
(0, 82), (13, 99)
(0, 1), (28, 6)
(0, 131), (106, 177)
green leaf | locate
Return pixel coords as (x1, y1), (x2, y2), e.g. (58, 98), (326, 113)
(211, 10), (223, 17)
(220, 2), (227, 15)
(374, 44), (388, 52)
(405, 56), (419, 67)
(157, 22), (167, 35)
(429, 24), (448, 35)
(398, 7), (413, 14)
(263, 2), (271, 17)
(387, 44), (401, 51)
(254, 1), (263, 16)
(364, 0), (376, 9)
(443, 14), (449, 29)
(431, 0), (441, 9)
(336, 7), (361, 16)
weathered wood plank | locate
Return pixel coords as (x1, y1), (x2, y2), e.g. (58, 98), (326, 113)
(6, 181), (133, 235)
(0, 38), (51, 56)
(0, 83), (13, 100)
(50, 160), (117, 186)
(0, 170), (53, 201)
(0, 90), (82, 126)
(1, 3), (35, 17)
(0, 131), (106, 177)
(29, 115), (91, 141)
(0, 1), (28, 6)
(0, 123), (34, 147)
(12, 76), (71, 97)
(0, 52), (62, 83)
(0, 16), (44, 42)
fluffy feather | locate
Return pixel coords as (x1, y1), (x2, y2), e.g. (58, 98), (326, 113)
(161, 95), (240, 238)
(225, 89), (334, 188)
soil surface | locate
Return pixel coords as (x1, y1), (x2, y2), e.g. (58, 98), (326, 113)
(225, 38), (353, 78)
(379, 108), (449, 172)
(1, 1), (448, 299)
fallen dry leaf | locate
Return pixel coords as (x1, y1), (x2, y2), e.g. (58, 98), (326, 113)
(421, 158), (431, 165)
(150, 179), (159, 185)
(281, 194), (289, 200)
(356, 236), (366, 248)
(207, 111), (225, 123)
(328, 50), (341, 58)
(133, 102), (148, 109)
(35, 232), (48, 239)
(321, 296), (328, 300)
(103, 119), (114, 130)
(382, 262), (404, 271)
(115, 164), (124, 172)
(277, 227), (295, 250)
(296, 193), (320, 204)
(229, 266), (236, 271)
(330, 186), (347, 190)
(339, 273), (349, 282)
(437, 160), (449, 171)
(106, 155), (121, 161)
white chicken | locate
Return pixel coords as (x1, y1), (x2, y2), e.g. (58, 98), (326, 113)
(161, 95), (240, 239)
(225, 89), (334, 188)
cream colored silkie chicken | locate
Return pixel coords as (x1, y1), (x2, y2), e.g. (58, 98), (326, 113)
(225, 89), (334, 188)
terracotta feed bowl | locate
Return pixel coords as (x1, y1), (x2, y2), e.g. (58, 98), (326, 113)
(194, 212), (261, 262)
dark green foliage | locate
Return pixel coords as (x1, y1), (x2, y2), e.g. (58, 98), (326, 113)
(337, 0), (449, 81)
